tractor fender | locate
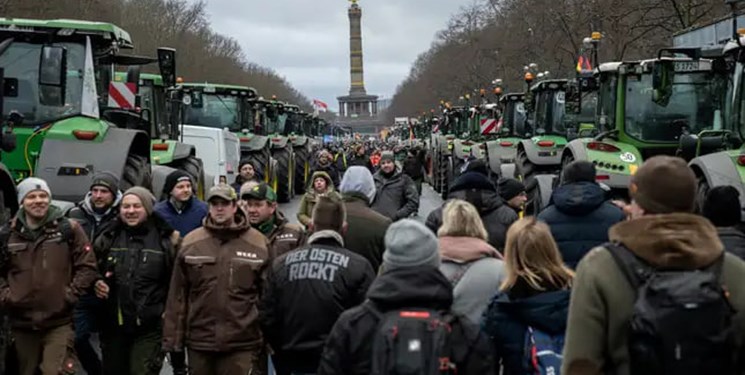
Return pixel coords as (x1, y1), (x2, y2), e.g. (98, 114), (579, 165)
(689, 153), (745, 207)
(35, 127), (150, 202)
(534, 173), (558, 212)
(0, 162), (18, 219)
(453, 140), (470, 160)
(484, 141), (503, 177)
(151, 164), (178, 200)
(500, 163), (516, 180)
(270, 136), (290, 149)
(562, 139), (591, 162)
(518, 139), (562, 166)
(172, 142), (196, 162)
(292, 135), (308, 148)
(241, 135), (269, 153)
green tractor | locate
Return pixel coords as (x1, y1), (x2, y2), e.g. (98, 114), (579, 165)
(0, 18), (154, 202)
(286, 105), (312, 195)
(248, 97), (295, 203)
(484, 93), (527, 180)
(432, 104), (469, 199)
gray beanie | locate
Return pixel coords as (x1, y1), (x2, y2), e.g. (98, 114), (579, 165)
(382, 219), (440, 272)
(122, 187), (156, 216)
(17, 177), (51, 204)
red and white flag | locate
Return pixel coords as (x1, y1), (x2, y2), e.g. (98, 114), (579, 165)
(313, 99), (329, 112)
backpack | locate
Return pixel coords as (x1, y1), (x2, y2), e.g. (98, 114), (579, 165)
(367, 302), (457, 375)
(606, 242), (735, 375)
(524, 326), (564, 375)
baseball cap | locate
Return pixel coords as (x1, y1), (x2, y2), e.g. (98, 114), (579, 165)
(207, 184), (237, 202)
(240, 182), (277, 203)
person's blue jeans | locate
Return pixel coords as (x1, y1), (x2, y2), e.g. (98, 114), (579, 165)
(74, 293), (102, 375)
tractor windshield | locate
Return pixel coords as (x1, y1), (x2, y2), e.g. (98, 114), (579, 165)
(624, 72), (720, 143)
(534, 89), (566, 134)
(579, 91), (597, 123)
(0, 41), (86, 125)
(184, 93), (240, 130)
(503, 100), (526, 136)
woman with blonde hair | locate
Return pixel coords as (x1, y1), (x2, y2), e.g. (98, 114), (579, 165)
(438, 199), (505, 324)
(481, 217), (573, 375)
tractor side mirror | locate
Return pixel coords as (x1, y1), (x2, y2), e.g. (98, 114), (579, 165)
(157, 48), (176, 88)
(38, 45), (67, 107)
(652, 61), (674, 106)
(126, 66), (141, 95)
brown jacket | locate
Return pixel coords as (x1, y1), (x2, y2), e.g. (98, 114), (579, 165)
(162, 208), (271, 353)
(267, 211), (305, 260)
(0, 207), (98, 330)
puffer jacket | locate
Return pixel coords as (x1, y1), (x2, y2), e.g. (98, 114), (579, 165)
(67, 190), (123, 243)
(426, 172), (518, 251)
(297, 171), (342, 227)
(717, 226), (745, 261)
(162, 209), (271, 353)
(370, 169), (419, 221)
(537, 182), (625, 269)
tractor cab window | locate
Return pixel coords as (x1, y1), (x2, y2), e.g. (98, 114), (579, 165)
(1, 42), (86, 125)
(184, 93), (240, 131)
(597, 73), (617, 131)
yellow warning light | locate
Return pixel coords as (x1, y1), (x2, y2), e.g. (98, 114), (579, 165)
(176, 77), (184, 84)
(525, 72), (535, 82)
(272, 95), (278, 100)
(479, 88), (486, 96)
(629, 164), (638, 175)
(738, 28), (745, 36)
(591, 31), (602, 41)
(494, 87), (503, 95)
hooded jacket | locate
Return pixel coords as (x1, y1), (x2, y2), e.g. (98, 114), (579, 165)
(312, 158), (340, 188)
(317, 266), (495, 375)
(162, 208), (271, 353)
(482, 288), (571, 375)
(0, 206), (98, 330)
(537, 182), (625, 269)
(67, 190), (123, 243)
(717, 226), (745, 261)
(426, 172), (518, 251)
(154, 196), (208, 237)
(297, 171), (342, 227)
(439, 236), (505, 324)
(371, 169), (419, 221)
(341, 192), (391, 271)
(562, 214), (745, 375)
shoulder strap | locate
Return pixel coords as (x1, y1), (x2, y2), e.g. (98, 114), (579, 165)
(448, 262), (475, 288)
(604, 241), (652, 290)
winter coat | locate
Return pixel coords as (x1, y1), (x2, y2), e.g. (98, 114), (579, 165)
(371, 169), (419, 221)
(260, 230), (375, 373)
(0, 206), (98, 330)
(311, 160), (340, 188)
(717, 226), (745, 261)
(94, 214), (178, 332)
(317, 266), (495, 375)
(341, 192), (391, 271)
(162, 209), (271, 353)
(67, 190), (123, 243)
(562, 213), (745, 375)
(264, 211), (305, 260)
(402, 155), (425, 180)
(482, 287), (571, 375)
(426, 172), (518, 251)
(438, 236), (505, 324)
(537, 182), (625, 269)
(154, 197), (208, 237)
(297, 171), (342, 227)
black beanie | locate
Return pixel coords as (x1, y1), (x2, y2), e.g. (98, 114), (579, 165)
(238, 158), (257, 172)
(90, 171), (120, 195)
(463, 159), (489, 177)
(163, 170), (192, 195)
(703, 186), (741, 227)
(562, 160), (596, 184)
(498, 178), (526, 201)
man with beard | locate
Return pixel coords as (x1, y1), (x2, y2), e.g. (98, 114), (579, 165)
(242, 183), (304, 259)
(0, 177), (98, 375)
(154, 170), (208, 237)
(371, 151), (419, 221)
(66, 171), (123, 375)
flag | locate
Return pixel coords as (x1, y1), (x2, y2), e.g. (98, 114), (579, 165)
(313, 99), (329, 112)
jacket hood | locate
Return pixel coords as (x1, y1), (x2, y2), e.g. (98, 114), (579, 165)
(204, 205), (251, 236)
(14, 205), (65, 237)
(439, 236), (502, 261)
(551, 182), (605, 216)
(609, 213), (723, 269)
(491, 289), (570, 334)
(447, 188), (504, 214)
(307, 171), (335, 193)
(340, 166), (376, 204)
(80, 190), (123, 217)
(367, 266), (453, 311)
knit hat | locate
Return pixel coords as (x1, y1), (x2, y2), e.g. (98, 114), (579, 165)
(380, 151), (395, 163)
(382, 219), (440, 272)
(90, 171), (120, 195)
(340, 166), (376, 203)
(312, 195), (346, 231)
(122, 186), (156, 215)
(630, 156), (696, 214)
(163, 170), (192, 195)
(562, 160), (596, 184)
(17, 177), (51, 204)
(498, 178), (526, 201)
(240, 182), (277, 203)
(207, 184), (238, 202)
(449, 171), (495, 194)
(703, 186), (741, 227)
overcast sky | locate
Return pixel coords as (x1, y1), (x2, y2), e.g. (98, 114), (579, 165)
(202, 0), (473, 111)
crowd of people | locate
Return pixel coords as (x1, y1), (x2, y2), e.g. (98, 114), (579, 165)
(2, 139), (745, 375)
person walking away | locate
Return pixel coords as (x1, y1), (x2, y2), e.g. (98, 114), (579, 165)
(402, 149), (425, 195)
(371, 151), (419, 221)
(154, 170), (208, 236)
(438, 199), (505, 324)
(312, 150), (340, 188)
(92, 187), (186, 375)
(537, 161), (625, 269)
(317, 219), (494, 375)
(66, 171), (122, 375)
(0, 177), (98, 375)
(232, 158), (260, 193)
(242, 182), (305, 259)
(499, 178), (527, 216)
(261, 196), (375, 375)
(297, 171), (341, 227)
(427, 160), (518, 251)
(162, 185), (271, 375)
(703, 185), (745, 260)
(562, 155), (745, 375)
(338, 166), (391, 271)
(482, 217), (573, 375)
(348, 144), (373, 173)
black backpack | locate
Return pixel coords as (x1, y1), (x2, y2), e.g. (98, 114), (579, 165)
(367, 302), (457, 375)
(606, 242), (736, 375)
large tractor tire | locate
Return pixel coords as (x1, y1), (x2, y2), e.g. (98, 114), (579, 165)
(516, 148), (540, 215)
(0, 164), (17, 223)
(441, 155), (452, 200)
(170, 155), (207, 200)
(294, 147), (310, 195)
(121, 154), (152, 192)
(275, 148), (294, 203)
(244, 148), (272, 184)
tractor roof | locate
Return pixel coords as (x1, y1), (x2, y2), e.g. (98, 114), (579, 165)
(530, 79), (567, 91)
(113, 72), (163, 86)
(500, 93), (524, 103)
(180, 82), (258, 97)
(0, 18), (132, 48)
